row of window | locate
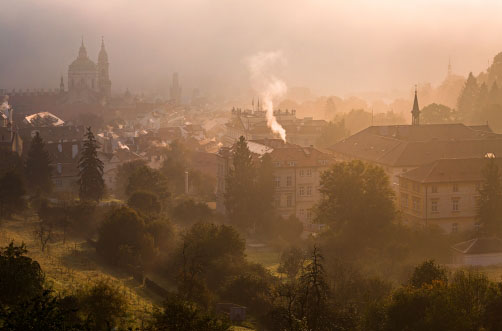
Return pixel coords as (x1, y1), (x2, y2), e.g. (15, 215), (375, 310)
(401, 194), (461, 212)
(275, 186), (315, 207)
(274, 172), (314, 187)
(401, 182), (464, 193)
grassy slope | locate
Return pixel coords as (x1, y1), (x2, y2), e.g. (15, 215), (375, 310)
(0, 216), (159, 327)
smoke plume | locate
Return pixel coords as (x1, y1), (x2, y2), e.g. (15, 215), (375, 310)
(246, 51), (287, 142)
(0, 95), (10, 111)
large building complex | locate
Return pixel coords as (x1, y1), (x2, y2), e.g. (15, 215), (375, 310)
(223, 108), (326, 147)
(216, 139), (335, 227)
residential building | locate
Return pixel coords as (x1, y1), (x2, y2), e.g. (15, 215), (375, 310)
(223, 108), (326, 147)
(216, 139), (335, 225)
(398, 158), (502, 233)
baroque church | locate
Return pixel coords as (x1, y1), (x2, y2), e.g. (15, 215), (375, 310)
(65, 37), (112, 104)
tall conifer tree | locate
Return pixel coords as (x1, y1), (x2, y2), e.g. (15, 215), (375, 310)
(224, 136), (256, 230)
(457, 72), (479, 123)
(477, 156), (502, 234)
(78, 127), (104, 202)
(25, 132), (52, 195)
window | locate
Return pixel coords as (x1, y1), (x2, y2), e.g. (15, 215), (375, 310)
(299, 186), (305, 196)
(400, 193), (408, 208)
(274, 176), (281, 188)
(412, 197), (420, 211)
(274, 162), (282, 167)
(306, 185), (312, 196)
(299, 169), (304, 177)
(299, 208), (305, 218)
(451, 223), (458, 233)
(286, 195), (292, 207)
(305, 168), (312, 177)
(319, 160), (328, 166)
(475, 183), (481, 192)
(401, 180), (408, 189)
(72, 144), (78, 158)
(57, 163), (62, 174)
(412, 182), (420, 192)
(306, 210), (312, 221)
(288, 161), (296, 167)
(431, 199), (439, 213)
(53, 179), (62, 187)
(275, 196), (281, 208)
(452, 198), (460, 212)
(286, 176), (292, 187)
(431, 185), (438, 193)
(453, 184), (459, 192)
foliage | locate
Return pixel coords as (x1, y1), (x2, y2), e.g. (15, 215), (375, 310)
(152, 295), (231, 331)
(457, 72), (479, 122)
(126, 165), (169, 201)
(171, 198), (213, 225)
(96, 207), (155, 267)
(0, 171), (25, 218)
(316, 119), (350, 148)
(25, 132), (52, 195)
(278, 246), (305, 279)
(0, 290), (87, 331)
(0, 242), (45, 307)
(127, 190), (161, 216)
(224, 136), (257, 231)
(409, 260), (448, 288)
(76, 279), (129, 330)
(78, 127), (104, 202)
(477, 157), (502, 234)
(421, 103), (457, 124)
(115, 159), (147, 198)
(0, 150), (23, 177)
(161, 140), (189, 195)
(315, 160), (395, 245)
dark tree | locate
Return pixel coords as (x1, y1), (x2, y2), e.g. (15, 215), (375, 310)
(0, 242), (45, 307)
(152, 295), (231, 331)
(315, 160), (395, 243)
(161, 140), (189, 195)
(127, 190), (161, 216)
(224, 136), (256, 231)
(25, 132), (52, 195)
(126, 165), (169, 201)
(477, 157), (502, 234)
(0, 171), (25, 218)
(316, 119), (350, 148)
(254, 153), (276, 232)
(457, 72), (479, 122)
(96, 207), (155, 267)
(409, 260), (448, 288)
(421, 103), (456, 124)
(115, 159), (147, 198)
(172, 198), (213, 225)
(78, 127), (104, 202)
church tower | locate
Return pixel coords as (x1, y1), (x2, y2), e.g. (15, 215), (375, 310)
(60, 75), (64, 93)
(97, 37), (111, 99)
(411, 86), (420, 125)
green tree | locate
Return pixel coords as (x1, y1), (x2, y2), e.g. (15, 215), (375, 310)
(126, 165), (169, 201)
(224, 136), (256, 231)
(316, 120), (350, 148)
(254, 153), (276, 232)
(421, 103), (456, 124)
(127, 190), (161, 216)
(25, 132), (52, 195)
(172, 199), (213, 225)
(0, 242), (44, 307)
(0, 171), (25, 218)
(161, 140), (189, 194)
(315, 160), (395, 243)
(477, 157), (502, 234)
(409, 260), (448, 288)
(96, 207), (155, 267)
(152, 296), (231, 331)
(457, 72), (479, 123)
(78, 127), (104, 202)
(115, 159), (147, 198)
(76, 280), (128, 330)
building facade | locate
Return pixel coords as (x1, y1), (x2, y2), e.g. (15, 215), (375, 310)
(398, 158), (502, 233)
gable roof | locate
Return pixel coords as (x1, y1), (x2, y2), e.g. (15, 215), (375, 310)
(330, 124), (502, 167)
(399, 158), (502, 183)
(452, 238), (502, 255)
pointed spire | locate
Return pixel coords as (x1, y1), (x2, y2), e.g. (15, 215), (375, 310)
(411, 85), (420, 126)
(78, 36), (87, 58)
(98, 36), (108, 63)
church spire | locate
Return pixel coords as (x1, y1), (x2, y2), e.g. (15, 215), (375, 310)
(98, 36), (108, 63)
(78, 36), (87, 59)
(60, 75), (64, 93)
(411, 85), (420, 126)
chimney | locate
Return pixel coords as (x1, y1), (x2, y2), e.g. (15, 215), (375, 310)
(185, 170), (189, 194)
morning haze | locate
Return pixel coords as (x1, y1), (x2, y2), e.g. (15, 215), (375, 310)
(2, 1), (502, 330)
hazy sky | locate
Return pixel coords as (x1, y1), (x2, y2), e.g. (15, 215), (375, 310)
(1, 0), (502, 98)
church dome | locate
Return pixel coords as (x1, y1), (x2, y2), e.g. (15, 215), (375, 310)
(69, 40), (97, 71)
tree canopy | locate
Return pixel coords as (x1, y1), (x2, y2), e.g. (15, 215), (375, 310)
(78, 127), (104, 202)
(25, 132), (52, 195)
